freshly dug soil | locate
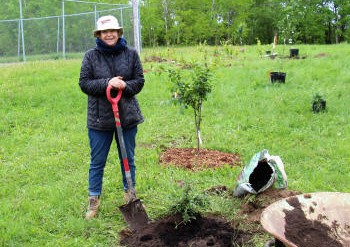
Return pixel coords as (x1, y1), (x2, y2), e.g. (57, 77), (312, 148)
(119, 148), (342, 247)
(283, 196), (343, 247)
(238, 188), (302, 225)
(120, 213), (251, 247)
(120, 148), (248, 247)
(119, 187), (301, 247)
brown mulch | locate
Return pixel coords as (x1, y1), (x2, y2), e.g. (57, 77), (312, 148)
(159, 148), (241, 170)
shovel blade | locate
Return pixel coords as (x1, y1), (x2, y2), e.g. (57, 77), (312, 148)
(119, 199), (149, 231)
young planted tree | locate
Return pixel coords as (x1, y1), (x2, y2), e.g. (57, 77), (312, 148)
(169, 63), (213, 152)
(169, 182), (208, 227)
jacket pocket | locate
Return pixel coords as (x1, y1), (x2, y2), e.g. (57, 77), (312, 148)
(88, 97), (100, 124)
(96, 98), (100, 123)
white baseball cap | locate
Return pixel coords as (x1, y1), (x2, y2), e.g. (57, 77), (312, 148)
(93, 15), (123, 37)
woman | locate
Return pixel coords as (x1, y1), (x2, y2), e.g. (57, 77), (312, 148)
(79, 15), (144, 219)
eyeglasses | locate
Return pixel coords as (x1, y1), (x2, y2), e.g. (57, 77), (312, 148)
(100, 29), (118, 34)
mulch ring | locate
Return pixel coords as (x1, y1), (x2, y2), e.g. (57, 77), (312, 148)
(159, 148), (241, 170)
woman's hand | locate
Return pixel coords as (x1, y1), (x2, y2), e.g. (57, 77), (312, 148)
(108, 76), (126, 90)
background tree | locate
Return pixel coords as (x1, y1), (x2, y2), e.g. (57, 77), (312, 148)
(246, 0), (280, 45)
(141, 0), (166, 46)
(326, 0), (350, 43)
(1, 0), (349, 52)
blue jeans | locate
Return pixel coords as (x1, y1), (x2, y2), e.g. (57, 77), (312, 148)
(88, 127), (137, 196)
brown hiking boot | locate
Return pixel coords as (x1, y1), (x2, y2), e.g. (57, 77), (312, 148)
(85, 196), (99, 220)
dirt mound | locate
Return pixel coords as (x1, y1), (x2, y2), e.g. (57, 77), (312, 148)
(119, 148), (325, 246)
(119, 187), (300, 247)
(238, 188), (301, 224)
(120, 213), (251, 247)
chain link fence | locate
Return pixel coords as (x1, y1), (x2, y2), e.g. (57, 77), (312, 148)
(0, 1), (139, 63)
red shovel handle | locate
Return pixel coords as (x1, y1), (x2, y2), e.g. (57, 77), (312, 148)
(106, 85), (122, 112)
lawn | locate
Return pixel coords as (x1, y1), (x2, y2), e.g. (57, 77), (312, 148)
(0, 43), (349, 246)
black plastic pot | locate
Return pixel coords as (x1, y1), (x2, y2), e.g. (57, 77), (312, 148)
(270, 72), (286, 83)
(290, 48), (299, 58)
(312, 100), (326, 113)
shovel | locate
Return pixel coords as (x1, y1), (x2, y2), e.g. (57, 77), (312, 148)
(106, 85), (149, 231)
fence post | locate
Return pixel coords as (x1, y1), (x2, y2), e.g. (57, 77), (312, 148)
(62, 0), (66, 59)
(18, 21), (20, 58)
(94, 4), (97, 24)
(19, 0), (26, 62)
(132, 0), (141, 53)
(57, 17), (60, 55)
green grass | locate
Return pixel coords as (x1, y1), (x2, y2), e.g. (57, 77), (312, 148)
(1, 44), (349, 246)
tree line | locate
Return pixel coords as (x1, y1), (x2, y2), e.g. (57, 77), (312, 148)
(1, 0), (349, 49)
(140, 0), (350, 46)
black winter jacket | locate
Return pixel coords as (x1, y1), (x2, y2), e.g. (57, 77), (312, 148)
(79, 46), (144, 130)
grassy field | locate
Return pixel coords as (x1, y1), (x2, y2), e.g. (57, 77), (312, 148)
(1, 44), (349, 246)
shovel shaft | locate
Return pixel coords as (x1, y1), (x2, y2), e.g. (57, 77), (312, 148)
(106, 85), (149, 230)
(116, 125), (133, 191)
(106, 85), (135, 196)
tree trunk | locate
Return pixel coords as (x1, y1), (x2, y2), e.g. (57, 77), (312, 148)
(194, 107), (202, 153)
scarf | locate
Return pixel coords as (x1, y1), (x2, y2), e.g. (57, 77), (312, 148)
(96, 37), (127, 54)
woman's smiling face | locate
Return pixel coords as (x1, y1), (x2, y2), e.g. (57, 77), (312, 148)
(99, 29), (119, 46)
